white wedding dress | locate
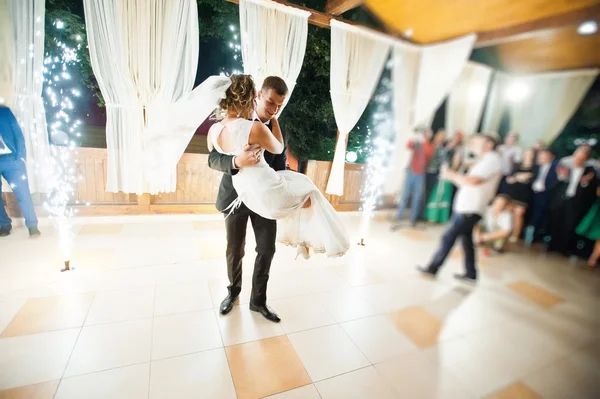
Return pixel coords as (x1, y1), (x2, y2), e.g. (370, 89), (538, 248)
(209, 118), (350, 258)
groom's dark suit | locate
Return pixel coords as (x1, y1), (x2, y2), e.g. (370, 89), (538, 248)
(208, 120), (286, 307)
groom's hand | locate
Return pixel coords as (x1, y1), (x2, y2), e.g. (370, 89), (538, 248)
(234, 144), (262, 168)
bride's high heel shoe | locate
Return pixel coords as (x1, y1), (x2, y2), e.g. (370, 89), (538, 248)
(295, 245), (310, 260)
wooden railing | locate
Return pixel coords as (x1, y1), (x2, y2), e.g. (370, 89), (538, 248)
(3, 148), (365, 217)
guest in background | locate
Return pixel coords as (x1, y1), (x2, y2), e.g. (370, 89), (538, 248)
(576, 182), (600, 269)
(423, 129), (447, 212)
(0, 106), (41, 238)
(497, 132), (522, 194)
(474, 196), (513, 253)
(425, 132), (464, 224)
(393, 126), (433, 228)
(525, 148), (558, 245)
(547, 146), (597, 255)
(501, 147), (536, 243)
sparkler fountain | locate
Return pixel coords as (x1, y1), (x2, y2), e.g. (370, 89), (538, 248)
(358, 64), (395, 245)
(42, 20), (84, 271)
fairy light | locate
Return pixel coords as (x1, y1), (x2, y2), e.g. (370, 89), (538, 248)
(42, 19), (85, 271)
(359, 65), (395, 242)
(221, 24), (242, 75)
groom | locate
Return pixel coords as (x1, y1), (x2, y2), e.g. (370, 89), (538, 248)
(208, 76), (289, 323)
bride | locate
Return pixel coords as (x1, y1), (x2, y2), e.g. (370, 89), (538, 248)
(206, 74), (350, 258)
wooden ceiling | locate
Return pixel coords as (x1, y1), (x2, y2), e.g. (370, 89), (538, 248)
(336, 0), (600, 72)
(362, 0), (598, 43)
(226, 0), (600, 72)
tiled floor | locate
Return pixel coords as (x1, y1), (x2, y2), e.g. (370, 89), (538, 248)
(1, 213), (599, 398)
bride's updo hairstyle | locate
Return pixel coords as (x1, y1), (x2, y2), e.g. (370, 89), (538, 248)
(217, 74), (256, 119)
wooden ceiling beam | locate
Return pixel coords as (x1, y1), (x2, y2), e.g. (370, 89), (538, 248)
(475, 3), (600, 48)
(225, 0), (411, 42)
(326, 0), (364, 16)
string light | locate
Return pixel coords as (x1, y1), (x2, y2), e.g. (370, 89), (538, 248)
(359, 65), (395, 241)
(42, 19), (84, 270)
(221, 24), (242, 75)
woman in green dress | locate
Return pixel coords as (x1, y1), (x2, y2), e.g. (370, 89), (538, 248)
(576, 183), (600, 269)
(424, 133), (464, 224)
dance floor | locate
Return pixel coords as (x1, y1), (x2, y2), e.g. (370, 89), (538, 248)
(0, 212), (599, 398)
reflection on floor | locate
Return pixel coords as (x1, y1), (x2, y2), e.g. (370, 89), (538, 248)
(0, 213), (599, 398)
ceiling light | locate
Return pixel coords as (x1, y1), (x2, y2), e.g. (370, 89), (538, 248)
(578, 20), (597, 35)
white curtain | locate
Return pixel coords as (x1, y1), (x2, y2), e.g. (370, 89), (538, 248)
(446, 61), (493, 136)
(83, 0), (199, 194)
(483, 69), (598, 148)
(326, 20), (391, 196)
(239, 0), (309, 113)
(0, 0), (14, 106)
(8, 0), (50, 193)
(384, 42), (420, 196)
(383, 34), (476, 195)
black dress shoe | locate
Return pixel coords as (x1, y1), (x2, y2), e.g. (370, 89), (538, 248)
(249, 303), (281, 323)
(28, 226), (41, 238)
(416, 265), (436, 277)
(219, 295), (238, 315)
(453, 273), (476, 282)
(0, 226), (11, 237)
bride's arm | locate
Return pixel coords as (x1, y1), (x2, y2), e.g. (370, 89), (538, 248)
(206, 131), (214, 152)
(248, 119), (284, 154)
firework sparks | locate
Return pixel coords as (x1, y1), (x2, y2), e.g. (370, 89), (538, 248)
(359, 65), (395, 241)
(42, 20), (84, 270)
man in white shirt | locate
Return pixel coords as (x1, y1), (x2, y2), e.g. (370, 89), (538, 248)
(418, 132), (502, 281)
(547, 146), (598, 255)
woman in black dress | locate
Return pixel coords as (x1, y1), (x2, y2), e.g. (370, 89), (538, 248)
(501, 147), (536, 242)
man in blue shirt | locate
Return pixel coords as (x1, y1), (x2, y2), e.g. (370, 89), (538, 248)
(0, 105), (41, 237)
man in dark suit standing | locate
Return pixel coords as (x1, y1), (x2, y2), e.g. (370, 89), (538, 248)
(547, 145), (598, 255)
(525, 148), (558, 243)
(208, 76), (288, 323)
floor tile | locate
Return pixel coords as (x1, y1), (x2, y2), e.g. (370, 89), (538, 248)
(152, 310), (222, 360)
(341, 315), (418, 364)
(199, 239), (227, 260)
(153, 282), (213, 316)
(215, 305), (284, 346)
(485, 382), (542, 399)
(193, 220), (225, 231)
(264, 385), (320, 399)
(149, 349), (236, 399)
(78, 224), (123, 235)
(523, 342), (600, 399)
(226, 336), (311, 399)
(84, 287), (154, 326)
(0, 329), (79, 390)
(273, 295), (336, 334)
(334, 266), (384, 287)
(386, 306), (442, 348)
(398, 230), (431, 241)
(507, 281), (566, 308)
(288, 324), (369, 382)
(0, 299), (26, 336)
(315, 366), (397, 399)
(1, 294), (93, 338)
(64, 319), (152, 377)
(70, 249), (113, 270)
(0, 381), (59, 399)
(55, 363), (149, 399)
(313, 287), (378, 323)
(375, 351), (476, 399)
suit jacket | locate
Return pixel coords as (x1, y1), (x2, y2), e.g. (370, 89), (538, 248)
(532, 160), (558, 194)
(207, 120), (286, 213)
(549, 165), (598, 220)
(0, 106), (26, 161)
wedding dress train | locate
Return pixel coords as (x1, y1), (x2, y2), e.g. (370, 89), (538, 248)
(210, 118), (350, 258)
